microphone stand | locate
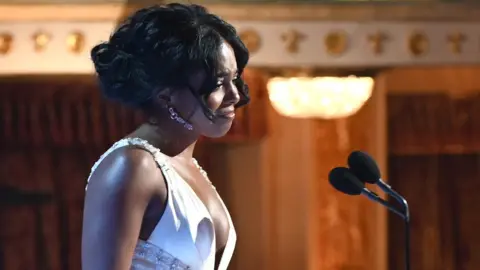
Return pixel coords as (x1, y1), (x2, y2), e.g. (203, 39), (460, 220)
(404, 201), (410, 270)
(377, 180), (410, 270)
(360, 189), (405, 219)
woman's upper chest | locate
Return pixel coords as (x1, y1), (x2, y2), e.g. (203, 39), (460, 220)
(169, 158), (231, 248)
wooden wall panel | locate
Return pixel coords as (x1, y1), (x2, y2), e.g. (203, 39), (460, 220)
(384, 67), (480, 270)
(388, 93), (480, 270)
(387, 154), (480, 270)
(388, 93), (480, 155)
(313, 74), (387, 270)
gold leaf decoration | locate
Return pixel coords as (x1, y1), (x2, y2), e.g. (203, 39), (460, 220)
(0, 32), (13, 55)
(239, 29), (261, 54)
(447, 32), (466, 55)
(407, 31), (429, 57)
(324, 31), (348, 56)
(367, 31), (388, 55)
(281, 29), (306, 54)
(67, 31), (86, 54)
(32, 31), (51, 52)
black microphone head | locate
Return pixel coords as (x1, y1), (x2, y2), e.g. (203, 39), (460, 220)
(328, 167), (365, 196)
(347, 151), (381, 184)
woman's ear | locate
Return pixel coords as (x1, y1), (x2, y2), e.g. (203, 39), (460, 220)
(154, 88), (172, 107)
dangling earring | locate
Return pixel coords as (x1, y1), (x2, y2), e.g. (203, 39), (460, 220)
(157, 94), (193, 131)
(168, 106), (193, 131)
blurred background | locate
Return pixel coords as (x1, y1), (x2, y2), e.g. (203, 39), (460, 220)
(1, 0), (480, 270)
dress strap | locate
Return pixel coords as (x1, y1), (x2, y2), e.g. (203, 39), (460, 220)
(88, 137), (171, 186)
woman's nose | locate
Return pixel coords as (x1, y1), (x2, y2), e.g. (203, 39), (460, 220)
(228, 82), (240, 105)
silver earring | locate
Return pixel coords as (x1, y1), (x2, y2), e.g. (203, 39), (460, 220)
(168, 107), (193, 130)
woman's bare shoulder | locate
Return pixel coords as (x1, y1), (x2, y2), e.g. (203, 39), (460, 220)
(87, 146), (166, 199)
(82, 146), (167, 270)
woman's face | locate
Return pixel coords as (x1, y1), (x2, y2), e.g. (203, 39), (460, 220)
(169, 41), (241, 138)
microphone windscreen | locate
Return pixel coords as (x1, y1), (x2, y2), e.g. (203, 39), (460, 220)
(347, 151), (381, 184)
(328, 167), (365, 196)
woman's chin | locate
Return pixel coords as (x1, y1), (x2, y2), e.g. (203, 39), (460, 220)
(202, 122), (234, 138)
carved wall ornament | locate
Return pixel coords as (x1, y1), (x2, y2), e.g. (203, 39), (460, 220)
(447, 32), (466, 55)
(0, 32), (13, 55)
(281, 29), (306, 54)
(324, 30), (348, 56)
(367, 31), (388, 55)
(407, 31), (429, 57)
(32, 31), (51, 52)
(67, 31), (86, 54)
(239, 29), (261, 54)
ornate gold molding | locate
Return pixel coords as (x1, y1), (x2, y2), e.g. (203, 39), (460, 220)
(281, 29), (306, 54)
(407, 32), (429, 57)
(367, 31), (388, 55)
(324, 31), (348, 56)
(3, 3), (480, 22)
(239, 29), (262, 54)
(447, 32), (466, 55)
(0, 32), (13, 55)
(32, 31), (51, 52)
(67, 31), (86, 54)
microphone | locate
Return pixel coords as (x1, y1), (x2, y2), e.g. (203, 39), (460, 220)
(347, 151), (409, 219)
(328, 167), (405, 219)
(347, 151), (410, 270)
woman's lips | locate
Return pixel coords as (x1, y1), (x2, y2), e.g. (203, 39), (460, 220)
(216, 107), (235, 119)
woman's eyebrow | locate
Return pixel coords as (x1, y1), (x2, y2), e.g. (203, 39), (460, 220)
(216, 69), (238, 77)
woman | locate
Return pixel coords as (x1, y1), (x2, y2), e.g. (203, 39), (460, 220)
(81, 3), (250, 270)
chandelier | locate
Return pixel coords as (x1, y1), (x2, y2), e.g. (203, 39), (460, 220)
(267, 76), (374, 119)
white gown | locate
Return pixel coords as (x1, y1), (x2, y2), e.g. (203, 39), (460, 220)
(86, 137), (237, 270)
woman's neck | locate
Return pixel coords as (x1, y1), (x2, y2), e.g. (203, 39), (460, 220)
(128, 122), (199, 159)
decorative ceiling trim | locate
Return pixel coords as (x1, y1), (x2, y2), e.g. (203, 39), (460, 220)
(3, 20), (480, 74)
(0, 4), (125, 22)
(2, 3), (480, 22)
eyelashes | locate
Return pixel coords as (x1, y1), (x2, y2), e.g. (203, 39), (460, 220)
(216, 75), (239, 88)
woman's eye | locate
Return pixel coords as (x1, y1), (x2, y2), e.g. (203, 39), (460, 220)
(216, 74), (238, 87)
(232, 77), (241, 85)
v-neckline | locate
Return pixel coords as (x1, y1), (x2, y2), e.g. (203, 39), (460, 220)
(124, 137), (235, 267)
(168, 161), (235, 261)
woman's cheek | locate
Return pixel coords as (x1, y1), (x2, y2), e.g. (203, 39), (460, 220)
(206, 91), (224, 111)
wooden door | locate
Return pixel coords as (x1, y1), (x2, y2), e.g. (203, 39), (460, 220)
(387, 94), (480, 270)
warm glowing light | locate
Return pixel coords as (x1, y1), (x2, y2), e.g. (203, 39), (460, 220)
(267, 76), (374, 119)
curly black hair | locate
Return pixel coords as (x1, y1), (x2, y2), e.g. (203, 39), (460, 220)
(91, 3), (250, 118)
